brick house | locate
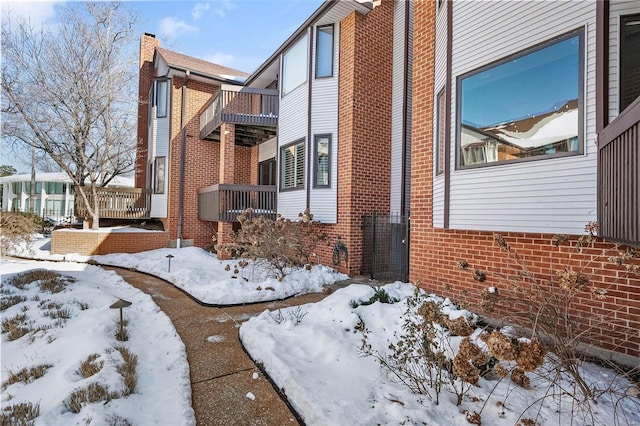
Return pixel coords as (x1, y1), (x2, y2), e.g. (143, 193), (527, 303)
(410, 1), (640, 361)
(136, 33), (278, 249)
(242, 0), (413, 276)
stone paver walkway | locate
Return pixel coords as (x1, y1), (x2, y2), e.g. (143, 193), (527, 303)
(102, 266), (360, 426)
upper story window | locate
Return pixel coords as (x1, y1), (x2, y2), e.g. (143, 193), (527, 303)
(620, 14), (640, 112)
(280, 139), (305, 190)
(316, 25), (334, 78)
(24, 181), (42, 194)
(457, 30), (583, 168)
(11, 182), (21, 194)
(154, 79), (168, 118)
(45, 182), (65, 194)
(282, 35), (308, 97)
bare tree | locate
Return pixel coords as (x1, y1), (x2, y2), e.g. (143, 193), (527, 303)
(1, 2), (139, 229)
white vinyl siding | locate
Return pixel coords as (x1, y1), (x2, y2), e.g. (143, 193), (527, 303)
(432, 0), (449, 228)
(608, 1), (640, 122)
(149, 82), (170, 219)
(437, 1), (597, 234)
(391, 0), (410, 215)
(309, 22), (339, 224)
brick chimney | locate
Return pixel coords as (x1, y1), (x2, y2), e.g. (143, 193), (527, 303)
(135, 33), (161, 189)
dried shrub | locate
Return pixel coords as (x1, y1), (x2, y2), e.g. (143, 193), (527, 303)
(2, 364), (53, 389)
(515, 338), (546, 372)
(8, 269), (74, 293)
(107, 414), (133, 426)
(115, 346), (138, 396)
(65, 383), (113, 413)
(216, 208), (328, 279)
(486, 331), (518, 361)
(444, 316), (474, 337)
(0, 401), (40, 425)
(453, 352), (480, 385)
(0, 212), (37, 256)
(510, 367), (530, 389)
(1, 312), (32, 341)
(77, 354), (104, 379)
(417, 300), (444, 323)
(0, 295), (26, 311)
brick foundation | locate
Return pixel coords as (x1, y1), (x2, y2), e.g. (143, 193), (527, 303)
(51, 229), (169, 256)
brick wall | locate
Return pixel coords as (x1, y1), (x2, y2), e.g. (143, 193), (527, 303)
(136, 34), (160, 189)
(409, 1), (640, 358)
(51, 229), (169, 256)
(331, 0), (394, 275)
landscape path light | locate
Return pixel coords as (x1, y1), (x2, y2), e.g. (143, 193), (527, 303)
(110, 298), (132, 339)
(166, 253), (175, 272)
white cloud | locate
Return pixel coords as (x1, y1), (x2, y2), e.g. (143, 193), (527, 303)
(191, 2), (210, 20)
(213, 0), (233, 19)
(158, 17), (198, 39)
(1, 1), (61, 29)
(205, 52), (235, 67)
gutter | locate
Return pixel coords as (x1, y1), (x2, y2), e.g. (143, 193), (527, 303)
(244, 0), (373, 86)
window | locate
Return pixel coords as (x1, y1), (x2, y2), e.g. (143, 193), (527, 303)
(259, 159), (276, 186)
(45, 182), (64, 194)
(11, 198), (20, 212)
(24, 182), (42, 194)
(314, 135), (331, 187)
(45, 199), (66, 215)
(620, 14), (640, 112)
(11, 182), (21, 194)
(280, 139), (305, 190)
(457, 30), (583, 168)
(153, 157), (165, 194)
(316, 25), (334, 78)
(282, 35), (308, 97)
(155, 79), (168, 118)
(436, 89), (446, 175)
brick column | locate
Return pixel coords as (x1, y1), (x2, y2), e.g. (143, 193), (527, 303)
(217, 122), (235, 259)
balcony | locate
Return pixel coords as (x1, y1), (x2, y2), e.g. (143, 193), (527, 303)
(199, 85), (278, 146)
(598, 96), (640, 246)
(75, 187), (151, 220)
(197, 184), (276, 222)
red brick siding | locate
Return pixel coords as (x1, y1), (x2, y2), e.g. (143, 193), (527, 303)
(332, 0), (394, 275)
(51, 229), (169, 256)
(409, 1), (640, 358)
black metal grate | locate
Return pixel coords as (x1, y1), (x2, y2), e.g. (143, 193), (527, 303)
(361, 213), (410, 282)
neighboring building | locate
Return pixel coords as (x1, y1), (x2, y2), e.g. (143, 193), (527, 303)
(243, 0), (412, 276)
(135, 0), (413, 273)
(0, 172), (133, 221)
(410, 1), (640, 359)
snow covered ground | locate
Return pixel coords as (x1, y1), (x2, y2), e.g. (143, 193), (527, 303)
(4, 234), (640, 425)
(1, 259), (194, 426)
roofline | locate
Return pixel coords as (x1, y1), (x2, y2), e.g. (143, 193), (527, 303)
(153, 50), (246, 86)
(245, 0), (373, 86)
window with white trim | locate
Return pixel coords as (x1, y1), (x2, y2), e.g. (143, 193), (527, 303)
(280, 139), (305, 190)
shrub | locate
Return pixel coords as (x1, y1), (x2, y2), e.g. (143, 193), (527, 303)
(0, 295), (26, 311)
(65, 383), (112, 413)
(0, 212), (38, 256)
(115, 346), (138, 396)
(2, 364), (53, 389)
(216, 208), (328, 279)
(8, 269), (74, 293)
(77, 354), (104, 379)
(0, 401), (40, 425)
(1, 312), (32, 341)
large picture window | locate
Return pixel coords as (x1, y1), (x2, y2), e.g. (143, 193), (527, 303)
(314, 134), (331, 188)
(457, 30), (583, 168)
(280, 139), (305, 190)
(282, 35), (308, 97)
(316, 25), (334, 78)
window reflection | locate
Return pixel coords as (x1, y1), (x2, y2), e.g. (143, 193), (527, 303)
(458, 31), (582, 167)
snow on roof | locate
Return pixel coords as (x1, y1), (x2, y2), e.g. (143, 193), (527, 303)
(0, 172), (134, 187)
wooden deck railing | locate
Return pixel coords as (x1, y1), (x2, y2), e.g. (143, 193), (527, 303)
(75, 187), (151, 219)
(199, 85), (278, 140)
(197, 184), (276, 222)
(598, 96), (640, 246)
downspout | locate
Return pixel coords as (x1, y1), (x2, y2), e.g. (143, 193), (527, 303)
(177, 70), (190, 248)
(400, 0), (410, 217)
(306, 27), (314, 210)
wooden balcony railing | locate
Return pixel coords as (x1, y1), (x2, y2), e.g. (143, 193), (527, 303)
(199, 85), (278, 144)
(598, 96), (640, 246)
(197, 184), (276, 222)
(75, 187), (151, 220)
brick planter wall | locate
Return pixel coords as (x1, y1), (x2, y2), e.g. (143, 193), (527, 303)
(51, 229), (169, 256)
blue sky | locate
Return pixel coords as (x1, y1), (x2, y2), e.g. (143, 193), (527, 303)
(1, 0), (323, 172)
(3, 0), (323, 73)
